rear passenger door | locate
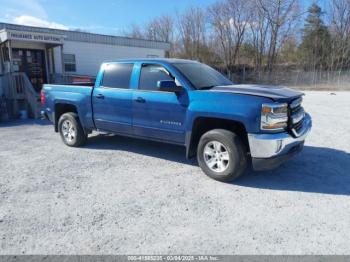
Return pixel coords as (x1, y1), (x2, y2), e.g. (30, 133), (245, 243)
(92, 63), (134, 134)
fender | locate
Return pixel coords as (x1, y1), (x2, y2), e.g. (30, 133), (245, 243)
(183, 92), (273, 159)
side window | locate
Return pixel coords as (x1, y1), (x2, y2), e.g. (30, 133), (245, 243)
(139, 64), (174, 91)
(102, 63), (134, 89)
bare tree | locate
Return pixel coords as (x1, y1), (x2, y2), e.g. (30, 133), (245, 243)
(248, 2), (270, 72)
(330, 0), (350, 38)
(329, 0), (350, 72)
(145, 15), (175, 56)
(145, 15), (174, 43)
(120, 0), (350, 88)
(208, 0), (252, 76)
(125, 24), (144, 39)
(178, 7), (208, 61)
(257, 0), (300, 72)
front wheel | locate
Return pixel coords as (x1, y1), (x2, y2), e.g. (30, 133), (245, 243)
(197, 129), (247, 182)
(58, 112), (87, 147)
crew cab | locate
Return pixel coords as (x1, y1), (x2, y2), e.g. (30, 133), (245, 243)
(41, 59), (312, 182)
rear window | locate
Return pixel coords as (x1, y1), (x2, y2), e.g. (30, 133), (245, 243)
(102, 63), (134, 89)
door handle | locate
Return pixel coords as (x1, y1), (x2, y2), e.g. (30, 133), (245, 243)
(135, 97), (146, 103)
(96, 94), (104, 99)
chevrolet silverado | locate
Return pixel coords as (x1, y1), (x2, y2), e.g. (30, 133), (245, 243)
(41, 59), (312, 182)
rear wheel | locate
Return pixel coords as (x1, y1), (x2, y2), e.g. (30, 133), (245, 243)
(58, 112), (87, 147)
(197, 129), (247, 182)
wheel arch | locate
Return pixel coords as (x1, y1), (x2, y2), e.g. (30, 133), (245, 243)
(54, 103), (78, 132)
(186, 117), (249, 159)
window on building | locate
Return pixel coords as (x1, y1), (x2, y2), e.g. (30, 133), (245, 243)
(139, 64), (174, 91)
(102, 63), (134, 89)
(63, 54), (76, 72)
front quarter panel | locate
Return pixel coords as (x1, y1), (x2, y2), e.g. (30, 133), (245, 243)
(186, 91), (273, 134)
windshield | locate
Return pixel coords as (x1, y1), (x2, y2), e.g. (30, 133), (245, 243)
(173, 62), (233, 90)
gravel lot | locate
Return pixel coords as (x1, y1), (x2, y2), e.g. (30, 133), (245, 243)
(0, 91), (349, 255)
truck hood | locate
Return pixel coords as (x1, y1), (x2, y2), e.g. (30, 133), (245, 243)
(209, 84), (303, 101)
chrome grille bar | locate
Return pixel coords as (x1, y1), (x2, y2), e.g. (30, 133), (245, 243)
(290, 97), (302, 109)
(292, 107), (305, 124)
(289, 97), (305, 137)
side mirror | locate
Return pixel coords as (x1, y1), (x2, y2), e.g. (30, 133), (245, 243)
(157, 80), (183, 93)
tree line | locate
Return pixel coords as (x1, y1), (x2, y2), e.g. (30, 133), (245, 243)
(125, 0), (350, 86)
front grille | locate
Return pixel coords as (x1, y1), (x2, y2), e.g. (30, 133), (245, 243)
(293, 118), (304, 133)
(290, 97), (302, 111)
(289, 97), (305, 136)
(290, 105), (301, 114)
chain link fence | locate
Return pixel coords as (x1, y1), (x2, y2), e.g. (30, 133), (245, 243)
(228, 68), (350, 90)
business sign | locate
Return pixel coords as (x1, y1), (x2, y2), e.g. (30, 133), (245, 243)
(0, 29), (65, 44)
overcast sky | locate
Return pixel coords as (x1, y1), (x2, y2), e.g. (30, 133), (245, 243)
(0, 0), (328, 36)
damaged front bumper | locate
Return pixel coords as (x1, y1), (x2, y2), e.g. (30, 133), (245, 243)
(248, 113), (312, 171)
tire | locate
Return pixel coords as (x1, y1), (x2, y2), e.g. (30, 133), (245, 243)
(58, 112), (87, 147)
(197, 129), (247, 182)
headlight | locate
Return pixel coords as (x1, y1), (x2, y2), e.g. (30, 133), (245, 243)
(261, 103), (288, 131)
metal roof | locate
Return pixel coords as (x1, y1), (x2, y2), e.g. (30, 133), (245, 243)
(0, 22), (171, 51)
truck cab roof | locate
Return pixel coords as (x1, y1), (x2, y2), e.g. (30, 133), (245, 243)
(102, 58), (198, 65)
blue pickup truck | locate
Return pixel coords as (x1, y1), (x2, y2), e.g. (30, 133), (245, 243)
(41, 59), (312, 182)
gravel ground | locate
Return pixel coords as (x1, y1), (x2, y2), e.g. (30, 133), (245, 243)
(0, 91), (349, 255)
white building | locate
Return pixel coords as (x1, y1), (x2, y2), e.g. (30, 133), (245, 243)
(0, 23), (170, 119)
